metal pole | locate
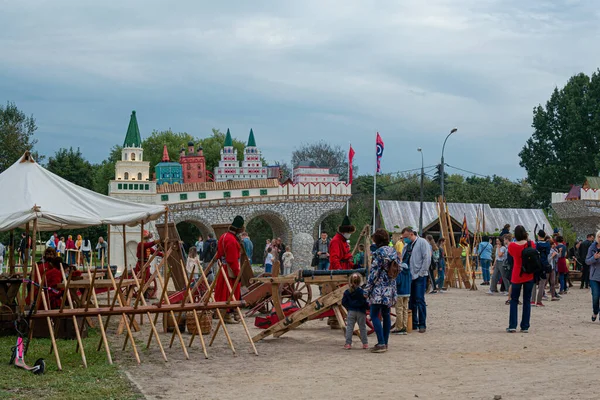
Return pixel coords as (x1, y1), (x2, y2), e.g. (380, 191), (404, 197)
(373, 144), (377, 235)
(418, 149), (424, 236)
(441, 128), (457, 199)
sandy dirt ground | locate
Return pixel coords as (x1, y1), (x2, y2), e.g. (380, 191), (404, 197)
(120, 282), (600, 400)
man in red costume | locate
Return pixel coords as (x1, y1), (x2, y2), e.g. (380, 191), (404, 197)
(135, 230), (162, 283)
(329, 215), (356, 270)
(214, 215), (244, 324)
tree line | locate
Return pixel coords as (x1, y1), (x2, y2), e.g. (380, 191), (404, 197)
(4, 66), (600, 245)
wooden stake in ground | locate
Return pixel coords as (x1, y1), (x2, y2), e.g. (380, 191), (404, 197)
(58, 263), (88, 368)
(84, 268), (113, 364)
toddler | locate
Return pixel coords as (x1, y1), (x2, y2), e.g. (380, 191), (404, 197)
(342, 273), (369, 349)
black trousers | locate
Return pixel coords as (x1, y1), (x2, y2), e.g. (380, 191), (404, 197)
(581, 265), (590, 288)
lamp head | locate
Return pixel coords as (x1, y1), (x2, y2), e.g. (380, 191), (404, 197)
(450, 127), (458, 134)
(417, 148), (422, 152)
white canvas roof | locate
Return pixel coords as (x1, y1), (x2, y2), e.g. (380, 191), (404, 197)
(0, 152), (166, 231)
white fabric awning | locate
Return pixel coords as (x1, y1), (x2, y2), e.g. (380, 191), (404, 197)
(0, 152), (166, 231)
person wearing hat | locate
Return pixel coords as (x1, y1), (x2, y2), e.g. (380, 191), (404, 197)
(329, 215), (355, 270)
(214, 215), (245, 324)
(135, 230), (162, 289)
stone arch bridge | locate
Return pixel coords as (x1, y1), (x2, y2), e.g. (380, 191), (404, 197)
(167, 194), (350, 269)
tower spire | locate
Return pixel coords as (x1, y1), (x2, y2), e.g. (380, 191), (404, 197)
(123, 110), (142, 148)
(162, 144), (170, 162)
(247, 128), (256, 147)
(224, 128), (233, 147)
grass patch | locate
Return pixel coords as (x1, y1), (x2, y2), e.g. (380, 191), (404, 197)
(0, 328), (142, 400)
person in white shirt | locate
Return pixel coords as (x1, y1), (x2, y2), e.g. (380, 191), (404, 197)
(186, 247), (201, 281)
(281, 246), (294, 275)
(81, 238), (92, 266)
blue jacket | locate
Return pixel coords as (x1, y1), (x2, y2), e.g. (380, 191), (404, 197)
(342, 287), (369, 312)
(477, 242), (493, 260)
(243, 237), (253, 260)
(396, 265), (411, 297)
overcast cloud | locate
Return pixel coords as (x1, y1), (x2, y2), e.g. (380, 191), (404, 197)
(1, 0), (599, 179)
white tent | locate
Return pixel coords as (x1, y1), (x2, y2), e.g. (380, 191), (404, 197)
(0, 152), (166, 231)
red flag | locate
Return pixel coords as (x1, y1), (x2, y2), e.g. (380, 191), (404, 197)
(348, 145), (355, 184)
(461, 214), (469, 243)
(376, 132), (384, 173)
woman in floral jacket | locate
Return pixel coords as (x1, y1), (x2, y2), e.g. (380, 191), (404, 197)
(364, 229), (399, 353)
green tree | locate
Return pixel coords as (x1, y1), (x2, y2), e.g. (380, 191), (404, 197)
(46, 147), (96, 190)
(519, 71), (600, 206)
(93, 145), (122, 195)
(0, 101), (42, 172)
(292, 141), (354, 181)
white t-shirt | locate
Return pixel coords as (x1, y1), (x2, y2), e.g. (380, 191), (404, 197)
(265, 253), (274, 265)
(282, 252), (294, 268)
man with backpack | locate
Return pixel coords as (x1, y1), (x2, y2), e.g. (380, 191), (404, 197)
(533, 230), (552, 306)
(401, 227), (431, 333)
(579, 234), (594, 289)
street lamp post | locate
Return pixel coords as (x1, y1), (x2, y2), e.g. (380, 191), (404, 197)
(440, 127), (458, 198)
(418, 148), (424, 236)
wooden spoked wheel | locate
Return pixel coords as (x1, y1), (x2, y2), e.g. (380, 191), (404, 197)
(278, 281), (313, 309)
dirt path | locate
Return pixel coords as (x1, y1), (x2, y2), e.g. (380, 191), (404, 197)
(123, 284), (600, 400)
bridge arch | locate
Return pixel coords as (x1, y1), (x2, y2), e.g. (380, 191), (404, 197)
(312, 208), (344, 238)
(245, 209), (292, 246)
(171, 214), (215, 245)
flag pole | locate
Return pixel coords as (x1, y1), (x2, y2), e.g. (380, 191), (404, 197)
(346, 142), (351, 216)
(373, 136), (377, 234)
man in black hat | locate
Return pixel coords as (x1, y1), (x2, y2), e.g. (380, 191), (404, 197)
(214, 215), (245, 324)
(329, 215), (355, 270)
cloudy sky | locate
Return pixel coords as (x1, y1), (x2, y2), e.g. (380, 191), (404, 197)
(1, 0), (598, 179)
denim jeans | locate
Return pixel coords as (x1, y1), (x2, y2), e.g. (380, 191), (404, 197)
(409, 276), (427, 329)
(317, 259), (329, 271)
(437, 265), (445, 289)
(559, 273), (567, 292)
(509, 280), (534, 330)
(370, 304), (391, 346)
(481, 259), (491, 282)
(590, 280), (600, 316)
(265, 264), (272, 273)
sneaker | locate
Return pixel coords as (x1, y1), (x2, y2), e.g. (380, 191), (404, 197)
(555, 294), (562, 299)
(542, 295), (549, 300)
(429, 290), (438, 294)
(397, 328), (407, 335)
(487, 290), (496, 295)
(500, 291), (508, 295)
(520, 329), (529, 333)
(362, 343), (369, 349)
(506, 328), (516, 333)
(592, 315), (597, 322)
(530, 301), (536, 305)
(536, 302), (545, 307)
(370, 344), (386, 353)
(418, 328), (426, 333)
(505, 300), (510, 305)
(344, 344), (352, 350)
(551, 297), (560, 301)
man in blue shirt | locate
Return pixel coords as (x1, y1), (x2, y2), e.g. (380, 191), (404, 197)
(241, 232), (253, 263)
(477, 236), (493, 285)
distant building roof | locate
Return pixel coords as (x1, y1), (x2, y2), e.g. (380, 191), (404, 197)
(156, 178), (280, 193)
(248, 129), (256, 147)
(224, 128), (233, 147)
(584, 177), (600, 190)
(378, 200), (551, 235)
(296, 161), (319, 168)
(123, 110), (142, 148)
(566, 185), (582, 200)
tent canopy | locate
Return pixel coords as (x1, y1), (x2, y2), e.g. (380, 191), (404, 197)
(0, 152), (166, 231)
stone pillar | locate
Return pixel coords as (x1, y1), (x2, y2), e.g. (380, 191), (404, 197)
(290, 231), (314, 272)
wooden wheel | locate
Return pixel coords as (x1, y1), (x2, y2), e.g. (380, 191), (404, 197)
(278, 281), (313, 309)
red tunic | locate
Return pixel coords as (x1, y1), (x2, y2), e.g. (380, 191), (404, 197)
(329, 233), (354, 270)
(214, 231), (241, 302)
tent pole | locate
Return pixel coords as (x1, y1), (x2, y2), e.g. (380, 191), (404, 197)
(9, 230), (14, 275)
(29, 218), (38, 305)
(123, 225), (128, 271)
(24, 222), (30, 276)
(107, 225), (111, 268)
